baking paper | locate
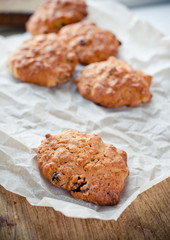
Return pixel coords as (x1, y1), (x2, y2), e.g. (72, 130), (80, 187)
(0, 0), (170, 220)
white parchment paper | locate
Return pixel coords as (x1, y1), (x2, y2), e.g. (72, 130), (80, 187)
(0, 0), (170, 220)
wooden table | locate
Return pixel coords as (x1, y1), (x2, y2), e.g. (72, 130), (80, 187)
(0, 177), (169, 240)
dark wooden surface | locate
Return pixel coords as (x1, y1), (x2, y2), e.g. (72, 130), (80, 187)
(0, 177), (169, 240)
(0, 13), (31, 27)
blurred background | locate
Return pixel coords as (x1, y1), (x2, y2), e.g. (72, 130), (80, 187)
(0, 0), (170, 36)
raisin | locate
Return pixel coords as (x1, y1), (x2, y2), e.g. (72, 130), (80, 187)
(79, 39), (86, 46)
(71, 177), (89, 192)
(52, 172), (60, 181)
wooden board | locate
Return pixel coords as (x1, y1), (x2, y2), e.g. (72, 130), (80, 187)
(0, 177), (170, 240)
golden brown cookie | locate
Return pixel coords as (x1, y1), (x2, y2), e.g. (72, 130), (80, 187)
(7, 33), (78, 87)
(37, 129), (129, 206)
(74, 56), (152, 107)
(58, 21), (120, 65)
(26, 0), (87, 35)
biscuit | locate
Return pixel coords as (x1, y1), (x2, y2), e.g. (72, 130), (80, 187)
(58, 21), (120, 65)
(37, 129), (129, 205)
(74, 56), (152, 107)
(26, 0), (87, 35)
(7, 33), (78, 87)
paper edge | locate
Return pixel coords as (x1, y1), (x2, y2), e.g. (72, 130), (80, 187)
(29, 173), (170, 221)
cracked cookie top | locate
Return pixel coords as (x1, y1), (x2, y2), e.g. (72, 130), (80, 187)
(58, 21), (120, 65)
(37, 129), (129, 205)
(7, 33), (78, 87)
(26, 0), (87, 35)
(74, 56), (152, 107)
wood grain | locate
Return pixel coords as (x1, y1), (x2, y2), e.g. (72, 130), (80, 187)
(0, 177), (170, 240)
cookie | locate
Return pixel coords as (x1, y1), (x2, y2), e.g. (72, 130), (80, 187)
(26, 0), (87, 35)
(74, 56), (152, 107)
(58, 21), (120, 65)
(7, 33), (78, 87)
(37, 129), (129, 205)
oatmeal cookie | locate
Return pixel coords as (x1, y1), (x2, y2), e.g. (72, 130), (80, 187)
(58, 21), (120, 65)
(37, 129), (129, 205)
(74, 56), (152, 107)
(7, 33), (78, 87)
(26, 0), (87, 35)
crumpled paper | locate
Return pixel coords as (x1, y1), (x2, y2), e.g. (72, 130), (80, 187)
(0, 0), (170, 220)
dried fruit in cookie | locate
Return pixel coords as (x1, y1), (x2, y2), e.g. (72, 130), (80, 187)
(37, 130), (129, 205)
(58, 21), (120, 65)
